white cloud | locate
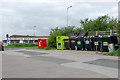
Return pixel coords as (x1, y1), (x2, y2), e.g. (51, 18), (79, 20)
(1, 0), (120, 2)
(0, 1), (119, 40)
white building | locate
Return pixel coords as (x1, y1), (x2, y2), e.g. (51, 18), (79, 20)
(3, 35), (49, 44)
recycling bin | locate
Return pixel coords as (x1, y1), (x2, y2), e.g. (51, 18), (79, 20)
(56, 36), (69, 50)
(91, 36), (101, 51)
(69, 36), (77, 50)
(76, 36), (85, 50)
(84, 36), (93, 51)
(63, 39), (70, 49)
(100, 35), (118, 52)
(108, 43), (115, 53)
(38, 39), (47, 48)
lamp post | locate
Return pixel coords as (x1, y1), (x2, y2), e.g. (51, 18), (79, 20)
(33, 26), (36, 43)
(118, 1), (120, 43)
(67, 6), (72, 27)
(33, 26), (36, 36)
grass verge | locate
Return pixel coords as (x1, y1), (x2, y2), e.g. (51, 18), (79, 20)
(5, 43), (54, 50)
(105, 48), (120, 56)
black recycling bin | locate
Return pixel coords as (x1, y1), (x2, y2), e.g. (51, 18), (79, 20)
(70, 36), (77, 50)
(63, 39), (70, 49)
(100, 35), (118, 52)
(84, 36), (93, 51)
(91, 36), (101, 51)
(76, 36), (85, 50)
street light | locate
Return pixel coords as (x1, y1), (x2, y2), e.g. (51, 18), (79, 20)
(67, 6), (72, 27)
(33, 26), (36, 36)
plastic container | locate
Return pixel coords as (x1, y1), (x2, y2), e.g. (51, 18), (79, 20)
(108, 43), (115, 53)
(91, 36), (101, 51)
(84, 36), (93, 51)
(76, 36), (85, 50)
(56, 36), (69, 50)
(63, 39), (70, 49)
(38, 39), (47, 48)
(99, 35), (118, 52)
(69, 36), (76, 50)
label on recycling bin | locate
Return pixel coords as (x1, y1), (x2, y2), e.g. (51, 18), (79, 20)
(115, 44), (118, 46)
(85, 40), (90, 44)
(64, 40), (69, 42)
(71, 40), (75, 42)
(103, 42), (108, 46)
(94, 42), (98, 45)
(77, 41), (81, 45)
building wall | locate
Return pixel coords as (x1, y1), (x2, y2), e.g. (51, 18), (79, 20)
(3, 37), (48, 44)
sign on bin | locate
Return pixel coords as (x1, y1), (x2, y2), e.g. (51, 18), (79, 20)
(64, 40), (69, 42)
(85, 40), (90, 44)
(103, 42), (108, 46)
(71, 40), (75, 42)
(38, 39), (47, 48)
(94, 42), (98, 45)
(77, 41), (81, 45)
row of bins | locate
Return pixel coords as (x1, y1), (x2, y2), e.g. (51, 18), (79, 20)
(63, 35), (118, 52)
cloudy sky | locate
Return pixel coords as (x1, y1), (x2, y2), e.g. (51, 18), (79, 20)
(0, 0), (119, 40)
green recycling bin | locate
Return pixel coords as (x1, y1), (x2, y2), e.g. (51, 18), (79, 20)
(56, 36), (69, 50)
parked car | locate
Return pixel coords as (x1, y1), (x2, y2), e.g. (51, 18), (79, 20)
(0, 41), (4, 51)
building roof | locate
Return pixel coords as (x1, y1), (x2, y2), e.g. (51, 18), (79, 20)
(8, 35), (49, 38)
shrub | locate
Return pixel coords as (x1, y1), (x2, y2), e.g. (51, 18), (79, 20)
(5, 43), (38, 48)
(106, 48), (120, 56)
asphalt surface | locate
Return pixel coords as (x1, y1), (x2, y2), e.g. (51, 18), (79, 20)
(1, 48), (119, 78)
(16, 50), (76, 64)
(84, 59), (118, 69)
(0, 51), (2, 80)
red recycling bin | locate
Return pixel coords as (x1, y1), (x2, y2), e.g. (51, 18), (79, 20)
(38, 39), (47, 48)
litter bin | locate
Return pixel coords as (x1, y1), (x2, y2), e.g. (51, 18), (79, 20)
(84, 36), (93, 51)
(56, 36), (69, 50)
(69, 36), (77, 50)
(100, 35), (118, 52)
(91, 36), (101, 51)
(108, 43), (115, 53)
(38, 39), (47, 48)
(76, 36), (84, 50)
(63, 39), (70, 49)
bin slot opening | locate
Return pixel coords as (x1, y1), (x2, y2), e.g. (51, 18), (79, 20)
(58, 43), (61, 47)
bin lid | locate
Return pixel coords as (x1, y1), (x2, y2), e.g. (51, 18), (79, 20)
(70, 36), (77, 39)
(100, 35), (117, 38)
(84, 36), (92, 38)
(68, 31), (88, 38)
(77, 31), (88, 37)
(91, 36), (100, 39)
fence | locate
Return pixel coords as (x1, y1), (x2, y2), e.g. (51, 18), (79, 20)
(96, 30), (117, 36)
(96, 30), (120, 44)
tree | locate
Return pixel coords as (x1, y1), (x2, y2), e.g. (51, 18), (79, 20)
(48, 15), (118, 48)
(48, 26), (76, 47)
(80, 15), (117, 31)
(117, 21), (120, 44)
